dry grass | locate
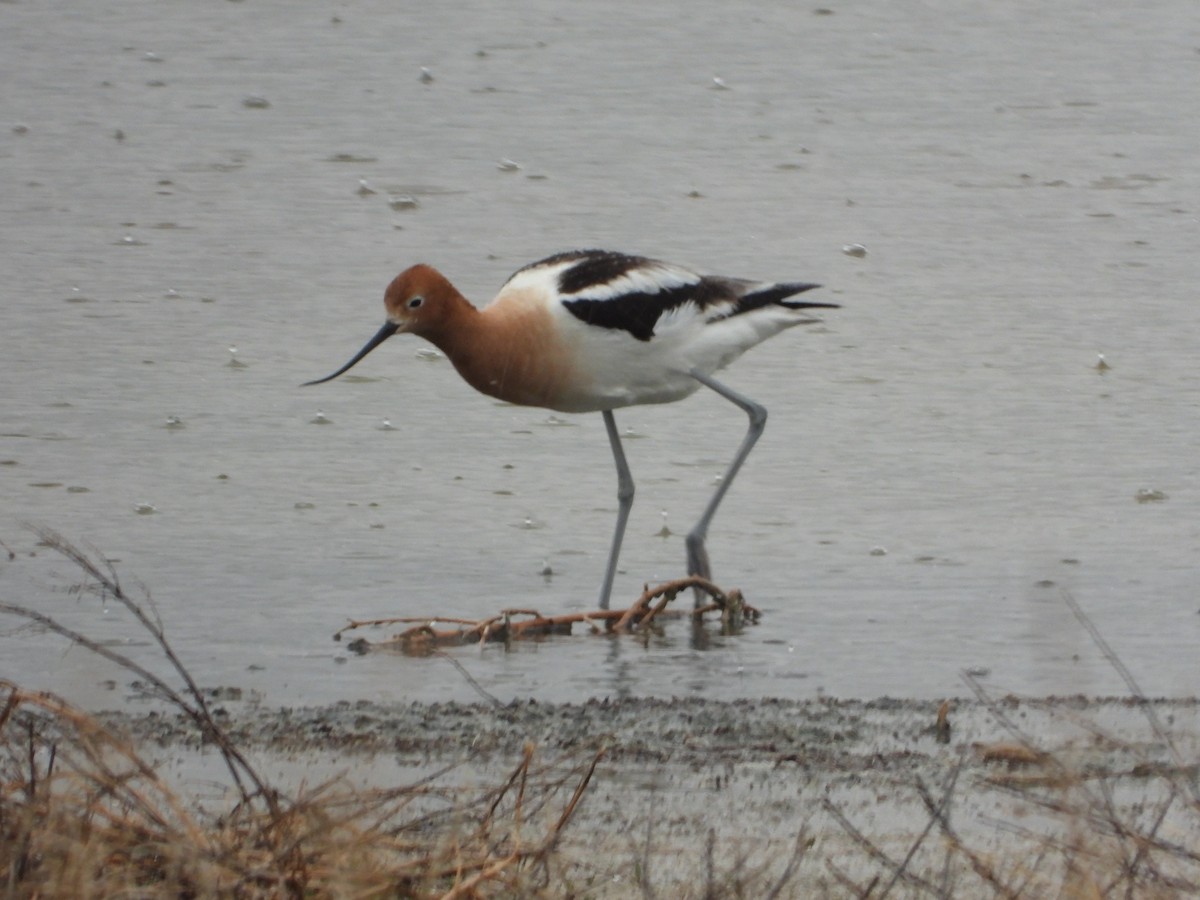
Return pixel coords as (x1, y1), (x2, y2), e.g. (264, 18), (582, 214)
(0, 528), (601, 898)
(0, 679), (605, 897)
(815, 593), (1200, 898)
(3, 529), (1199, 898)
(819, 744), (1200, 898)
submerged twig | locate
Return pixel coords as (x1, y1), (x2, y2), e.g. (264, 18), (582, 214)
(433, 648), (504, 708)
(336, 574), (758, 654)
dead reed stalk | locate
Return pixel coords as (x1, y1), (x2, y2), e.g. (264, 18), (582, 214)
(0, 528), (604, 898)
(819, 593), (1200, 898)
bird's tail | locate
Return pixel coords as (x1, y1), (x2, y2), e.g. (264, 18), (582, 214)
(744, 282), (839, 311)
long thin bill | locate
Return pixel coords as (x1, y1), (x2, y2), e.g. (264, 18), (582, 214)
(303, 321), (398, 386)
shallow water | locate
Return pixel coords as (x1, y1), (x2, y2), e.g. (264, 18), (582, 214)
(2, 0), (1198, 710)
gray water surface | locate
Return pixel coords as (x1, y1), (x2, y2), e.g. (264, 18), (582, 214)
(2, 0), (1198, 709)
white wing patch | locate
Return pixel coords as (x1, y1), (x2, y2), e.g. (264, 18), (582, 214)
(568, 262), (700, 301)
(490, 260), (571, 307)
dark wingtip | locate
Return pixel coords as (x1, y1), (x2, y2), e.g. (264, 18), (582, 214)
(787, 299), (841, 310)
(752, 282), (840, 310)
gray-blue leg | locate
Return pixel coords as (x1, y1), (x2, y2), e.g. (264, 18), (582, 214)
(685, 369), (767, 606)
(598, 409), (635, 610)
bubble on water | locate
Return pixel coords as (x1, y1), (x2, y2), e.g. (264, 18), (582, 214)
(310, 410), (332, 425)
(496, 158), (521, 172)
(418, 67), (434, 84)
(869, 545), (887, 556)
(134, 502), (158, 515)
(842, 243), (868, 258)
(226, 346), (248, 368)
(711, 76), (731, 91)
(379, 419), (396, 431)
(356, 178), (377, 196)
(242, 95), (271, 109)
(1135, 488), (1167, 504)
(656, 510), (672, 538)
(388, 195), (419, 211)
(414, 347), (443, 362)
(165, 415), (184, 428)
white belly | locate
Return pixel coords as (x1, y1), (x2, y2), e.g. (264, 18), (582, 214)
(549, 315), (745, 412)
(541, 293), (808, 413)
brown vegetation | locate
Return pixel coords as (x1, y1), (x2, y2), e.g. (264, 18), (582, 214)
(0, 679), (606, 897)
(331, 576), (757, 654)
(2, 529), (1199, 897)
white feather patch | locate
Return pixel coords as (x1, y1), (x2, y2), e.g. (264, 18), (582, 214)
(568, 262), (700, 300)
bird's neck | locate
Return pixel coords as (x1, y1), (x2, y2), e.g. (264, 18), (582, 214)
(416, 299), (499, 400)
(419, 294), (483, 374)
(425, 299), (574, 410)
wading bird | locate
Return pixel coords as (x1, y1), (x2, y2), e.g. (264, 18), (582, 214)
(306, 250), (837, 609)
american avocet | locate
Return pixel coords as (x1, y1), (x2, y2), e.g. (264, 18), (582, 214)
(306, 250), (838, 609)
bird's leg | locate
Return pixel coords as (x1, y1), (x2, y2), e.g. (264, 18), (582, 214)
(598, 409), (635, 610)
(685, 369), (767, 607)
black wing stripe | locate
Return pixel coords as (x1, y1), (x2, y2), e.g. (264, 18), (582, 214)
(562, 280), (732, 342)
(506, 249), (643, 287)
(556, 252), (659, 295)
(565, 280), (838, 341)
(520, 252), (837, 342)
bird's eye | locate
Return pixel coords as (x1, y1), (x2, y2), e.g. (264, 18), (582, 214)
(407, 295), (424, 310)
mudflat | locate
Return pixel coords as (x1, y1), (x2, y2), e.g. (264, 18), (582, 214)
(104, 693), (1200, 895)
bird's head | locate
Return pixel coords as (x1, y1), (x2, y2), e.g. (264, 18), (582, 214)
(304, 264), (461, 386)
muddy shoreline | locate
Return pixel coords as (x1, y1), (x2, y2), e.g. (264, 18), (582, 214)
(110, 694), (1199, 767)
(100, 695), (1200, 895)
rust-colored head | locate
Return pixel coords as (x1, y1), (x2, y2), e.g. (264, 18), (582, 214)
(303, 264), (466, 386)
(381, 264), (462, 339)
